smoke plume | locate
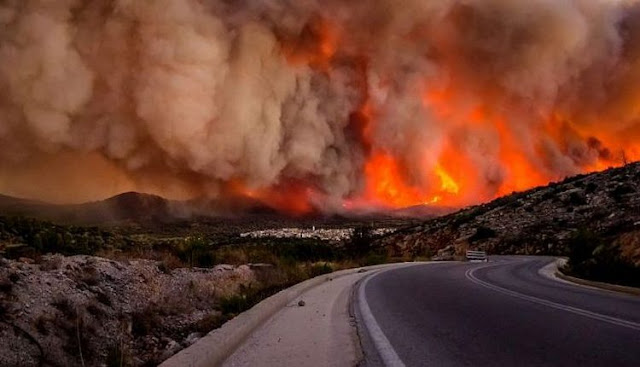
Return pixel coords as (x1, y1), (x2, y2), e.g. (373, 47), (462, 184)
(0, 0), (639, 211)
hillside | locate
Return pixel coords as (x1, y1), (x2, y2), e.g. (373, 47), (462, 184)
(0, 192), (175, 225)
(0, 190), (443, 228)
(379, 162), (640, 269)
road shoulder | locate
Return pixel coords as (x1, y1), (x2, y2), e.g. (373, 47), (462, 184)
(223, 269), (375, 367)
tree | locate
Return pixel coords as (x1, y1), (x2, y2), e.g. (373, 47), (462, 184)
(347, 226), (374, 258)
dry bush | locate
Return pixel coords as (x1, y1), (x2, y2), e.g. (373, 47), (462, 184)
(193, 312), (226, 333)
(156, 253), (184, 273)
(131, 307), (160, 337)
(86, 301), (106, 319)
(0, 300), (9, 318)
(106, 340), (132, 367)
(215, 247), (249, 265)
(34, 315), (51, 335)
(52, 296), (77, 320)
(0, 279), (13, 294)
(616, 230), (640, 266)
(95, 291), (112, 307)
(39, 256), (63, 271)
(61, 312), (98, 365)
(79, 264), (100, 286)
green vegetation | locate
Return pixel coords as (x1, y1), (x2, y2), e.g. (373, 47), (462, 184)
(609, 184), (635, 202)
(0, 216), (389, 270)
(0, 216), (113, 257)
(106, 341), (131, 367)
(469, 226), (497, 243)
(0, 213), (405, 354)
(309, 262), (334, 277)
(564, 229), (640, 288)
(567, 192), (587, 206)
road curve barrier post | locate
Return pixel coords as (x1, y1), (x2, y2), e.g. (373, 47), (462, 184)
(466, 250), (488, 262)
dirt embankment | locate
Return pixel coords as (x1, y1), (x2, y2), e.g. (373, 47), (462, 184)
(0, 255), (254, 366)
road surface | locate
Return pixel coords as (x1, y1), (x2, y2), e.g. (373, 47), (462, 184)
(357, 257), (640, 367)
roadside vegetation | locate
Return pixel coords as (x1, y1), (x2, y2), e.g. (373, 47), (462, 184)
(0, 215), (406, 366)
(0, 215), (400, 271)
(562, 229), (640, 288)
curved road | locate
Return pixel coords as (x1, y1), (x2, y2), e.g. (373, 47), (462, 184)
(357, 257), (640, 367)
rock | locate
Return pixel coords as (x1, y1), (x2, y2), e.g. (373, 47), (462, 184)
(214, 264), (234, 272)
(160, 339), (182, 360)
(183, 332), (202, 347)
(249, 263), (273, 270)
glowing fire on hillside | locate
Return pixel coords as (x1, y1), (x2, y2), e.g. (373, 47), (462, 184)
(1, 1), (639, 212)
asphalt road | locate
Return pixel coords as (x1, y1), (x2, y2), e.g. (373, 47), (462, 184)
(357, 257), (640, 367)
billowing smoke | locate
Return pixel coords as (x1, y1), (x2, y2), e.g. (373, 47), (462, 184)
(0, 0), (639, 211)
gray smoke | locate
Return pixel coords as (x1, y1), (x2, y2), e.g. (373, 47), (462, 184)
(0, 0), (638, 208)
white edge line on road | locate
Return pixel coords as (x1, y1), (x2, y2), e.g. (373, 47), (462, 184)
(466, 264), (640, 332)
(358, 268), (407, 367)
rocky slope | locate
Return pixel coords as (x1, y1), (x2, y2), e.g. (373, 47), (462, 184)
(0, 255), (254, 366)
(379, 162), (640, 265)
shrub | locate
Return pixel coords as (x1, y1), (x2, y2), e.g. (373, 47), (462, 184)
(217, 284), (288, 317)
(61, 313), (97, 365)
(214, 247), (248, 265)
(218, 294), (250, 316)
(176, 236), (213, 268)
(95, 291), (112, 307)
(80, 266), (100, 286)
(585, 182), (598, 194)
(156, 253), (184, 273)
(34, 315), (49, 335)
(567, 229), (603, 266)
(346, 226), (375, 258)
(309, 263), (333, 277)
(469, 226), (497, 243)
(52, 297), (77, 320)
(131, 308), (159, 337)
(106, 341), (131, 367)
(452, 212), (475, 228)
(0, 279), (13, 294)
(566, 229), (640, 288)
(40, 256), (62, 271)
(86, 302), (105, 318)
(194, 312), (226, 333)
(567, 192), (587, 206)
(157, 261), (171, 274)
(361, 252), (388, 266)
(0, 300), (8, 318)
(609, 184), (635, 202)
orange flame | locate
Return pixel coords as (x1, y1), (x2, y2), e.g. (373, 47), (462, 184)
(227, 179), (314, 215)
(237, 14), (640, 214)
(363, 151), (465, 209)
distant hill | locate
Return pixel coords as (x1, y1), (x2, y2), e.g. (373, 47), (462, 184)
(73, 192), (173, 223)
(0, 192), (175, 225)
(379, 162), (640, 267)
(0, 187), (447, 226)
(0, 194), (46, 212)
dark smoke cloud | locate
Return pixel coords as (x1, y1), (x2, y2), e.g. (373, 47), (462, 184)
(0, 0), (638, 207)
